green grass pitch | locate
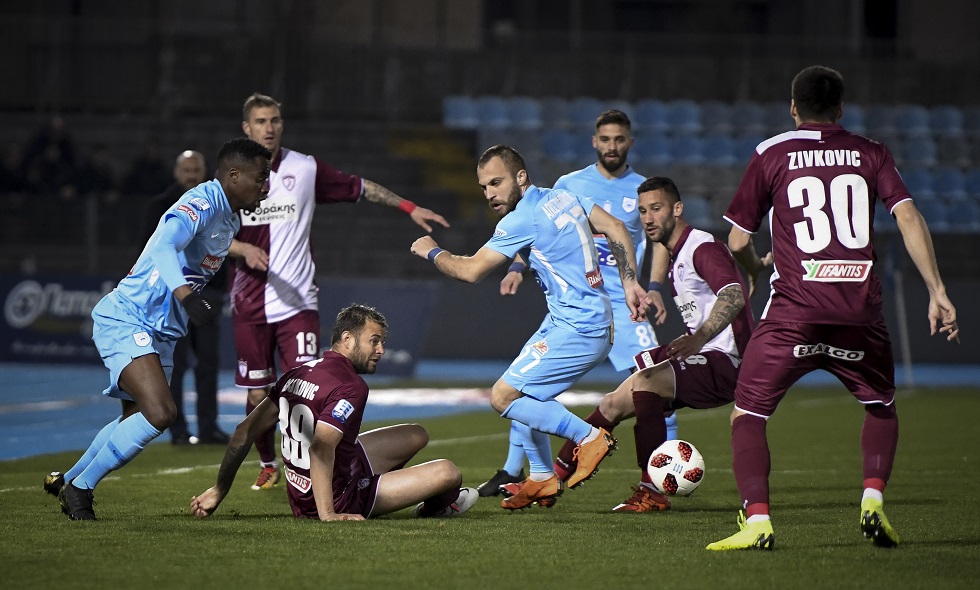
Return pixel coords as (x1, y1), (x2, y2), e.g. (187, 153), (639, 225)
(3, 386), (978, 589)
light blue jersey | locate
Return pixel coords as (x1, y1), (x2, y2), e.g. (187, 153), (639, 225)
(554, 164), (658, 370)
(102, 179), (239, 340)
(485, 185), (612, 335)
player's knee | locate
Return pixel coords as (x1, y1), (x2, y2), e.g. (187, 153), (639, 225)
(489, 382), (519, 414)
(598, 393), (632, 423)
(247, 387), (270, 405)
(433, 459), (462, 488)
(403, 423), (429, 451)
(143, 399), (177, 430)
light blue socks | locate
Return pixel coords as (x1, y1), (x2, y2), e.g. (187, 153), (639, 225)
(73, 413), (162, 490)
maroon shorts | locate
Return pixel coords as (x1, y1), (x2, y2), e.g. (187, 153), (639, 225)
(287, 440), (381, 519)
(634, 346), (739, 410)
(233, 310), (321, 388)
(734, 318), (896, 417)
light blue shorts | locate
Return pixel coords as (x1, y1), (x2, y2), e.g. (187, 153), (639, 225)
(607, 297), (660, 372)
(502, 318), (612, 401)
(92, 298), (175, 401)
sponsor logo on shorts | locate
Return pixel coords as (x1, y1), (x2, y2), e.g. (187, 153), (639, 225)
(133, 332), (151, 347)
(189, 197), (210, 211)
(176, 204), (199, 221)
(801, 259), (872, 283)
(238, 360), (247, 378)
(282, 174), (296, 191)
(248, 368), (273, 380)
(200, 255), (223, 272)
(531, 339), (549, 355)
(284, 466), (312, 493)
(586, 267), (604, 289)
(793, 342), (866, 361)
(332, 399), (355, 423)
(634, 350), (655, 370)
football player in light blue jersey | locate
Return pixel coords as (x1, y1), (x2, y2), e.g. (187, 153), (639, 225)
(483, 110), (677, 496)
(44, 138), (271, 520)
(411, 145), (651, 510)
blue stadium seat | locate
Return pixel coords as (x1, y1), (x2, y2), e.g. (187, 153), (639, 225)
(443, 95), (478, 129)
(702, 133), (736, 166)
(734, 133), (765, 159)
(965, 106), (980, 138)
(864, 104), (898, 138)
(665, 100), (702, 135)
(542, 129), (578, 163)
(633, 135), (672, 168)
(540, 96), (571, 129)
(700, 101), (733, 134)
(874, 202), (897, 231)
(900, 167), (935, 200)
(932, 167), (968, 201)
(966, 168), (980, 198)
(508, 97), (543, 131)
(937, 136), (972, 168)
(901, 137), (938, 168)
(475, 96), (510, 129)
(670, 133), (705, 165)
(894, 104), (931, 137)
(763, 101), (792, 135)
(568, 97), (605, 130)
(840, 104), (866, 134)
(946, 200), (980, 232)
(731, 101), (766, 136)
(606, 99), (636, 122)
(929, 105), (965, 138)
(681, 195), (715, 229)
(633, 99), (669, 134)
(916, 199), (950, 232)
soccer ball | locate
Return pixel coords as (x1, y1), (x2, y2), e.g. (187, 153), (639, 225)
(647, 439), (705, 496)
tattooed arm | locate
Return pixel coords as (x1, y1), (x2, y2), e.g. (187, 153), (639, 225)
(665, 285), (745, 360)
(587, 205), (650, 321)
(362, 179), (450, 233)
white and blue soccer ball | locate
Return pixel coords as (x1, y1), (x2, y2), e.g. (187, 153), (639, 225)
(647, 439), (705, 496)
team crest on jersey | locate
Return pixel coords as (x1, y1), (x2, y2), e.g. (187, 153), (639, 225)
(189, 197), (210, 211)
(621, 196), (637, 213)
(357, 477), (371, 490)
(332, 399), (355, 423)
(284, 466), (312, 493)
(281, 174), (296, 191)
(238, 360), (247, 378)
(176, 204), (199, 221)
(133, 332), (151, 347)
(801, 260), (872, 283)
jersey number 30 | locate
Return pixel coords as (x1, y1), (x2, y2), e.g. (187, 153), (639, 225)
(788, 174), (870, 254)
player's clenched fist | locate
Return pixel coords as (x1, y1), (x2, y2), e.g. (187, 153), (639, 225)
(410, 236), (440, 259)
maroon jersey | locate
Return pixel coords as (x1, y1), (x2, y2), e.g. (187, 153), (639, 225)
(724, 123), (911, 325)
(267, 351), (370, 518)
(232, 148), (363, 325)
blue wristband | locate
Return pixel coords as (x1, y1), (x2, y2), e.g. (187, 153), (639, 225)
(508, 262), (526, 273)
(647, 281), (662, 292)
(427, 248), (445, 262)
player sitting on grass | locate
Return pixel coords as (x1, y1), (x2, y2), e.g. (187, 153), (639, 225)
(190, 304), (477, 521)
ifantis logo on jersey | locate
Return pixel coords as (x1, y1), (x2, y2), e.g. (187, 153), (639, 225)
(240, 195), (299, 226)
(801, 259), (872, 283)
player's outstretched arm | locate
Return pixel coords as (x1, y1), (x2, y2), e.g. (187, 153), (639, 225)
(310, 425), (365, 522)
(893, 201), (959, 342)
(500, 254), (527, 296)
(362, 179), (450, 233)
(229, 238), (269, 271)
(727, 226), (771, 297)
(588, 206), (650, 320)
(190, 398), (280, 518)
(411, 236), (508, 283)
